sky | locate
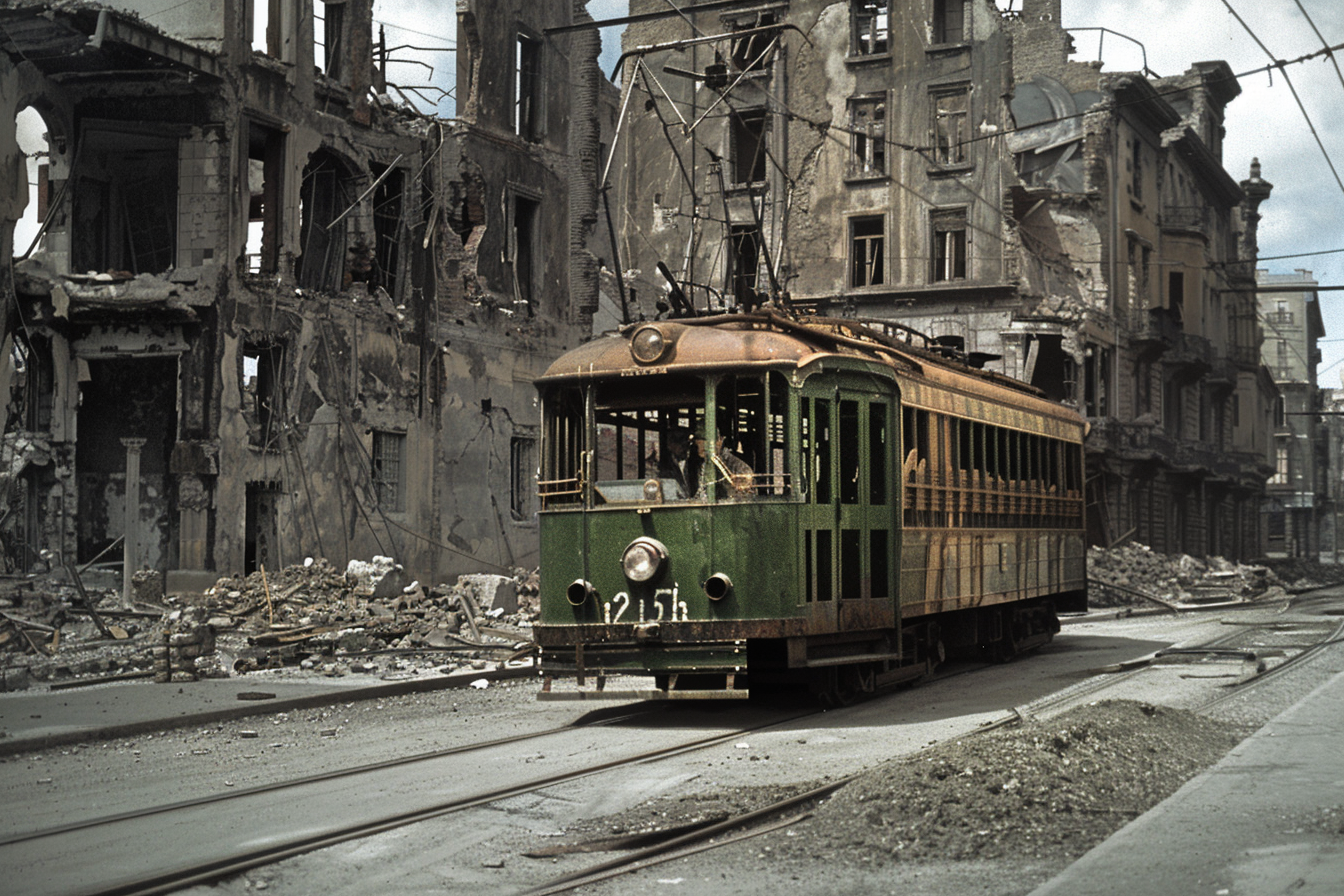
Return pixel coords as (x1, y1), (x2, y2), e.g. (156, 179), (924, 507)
(13, 1), (1344, 377)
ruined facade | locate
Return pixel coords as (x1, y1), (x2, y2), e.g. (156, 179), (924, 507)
(1257, 269), (1325, 558)
(1, 1), (610, 585)
(613, 0), (1277, 559)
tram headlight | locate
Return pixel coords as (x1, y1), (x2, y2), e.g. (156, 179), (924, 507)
(621, 537), (668, 582)
(630, 325), (670, 364)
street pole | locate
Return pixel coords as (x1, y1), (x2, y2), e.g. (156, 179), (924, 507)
(121, 438), (146, 609)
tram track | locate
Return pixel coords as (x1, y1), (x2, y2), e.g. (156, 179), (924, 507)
(1, 706), (822, 896)
(519, 603), (1344, 894)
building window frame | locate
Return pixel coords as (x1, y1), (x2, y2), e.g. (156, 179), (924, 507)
(371, 430), (406, 513)
(511, 435), (538, 521)
(730, 107), (768, 186)
(851, 2), (889, 57)
(847, 94), (887, 179)
(931, 207), (968, 282)
(933, 0), (970, 46)
(849, 214), (885, 289)
(515, 31), (543, 142)
(931, 87), (971, 168)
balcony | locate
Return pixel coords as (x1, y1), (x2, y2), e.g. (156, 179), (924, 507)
(1160, 205), (1210, 240)
(1131, 307), (1181, 355)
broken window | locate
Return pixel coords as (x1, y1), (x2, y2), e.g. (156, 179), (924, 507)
(245, 481), (283, 574)
(71, 126), (177, 275)
(1131, 137), (1143, 201)
(371, 430), (406, 513)
(730, 224), (761, 308)
(314, 0), (344, 78)
(371, 163), (404, 296)
(14, 106), (50, 259)
(852, 2), (889, 56)
(243, 341), (284, 450)
(850, 216), (885, 288)
(516, 33), (543, 141)
(1085, 345), (1112, 418)
(297, 150), (355, 291)
(510, 436), (537, 521)
(932, 89), (969, 166)
(511, 194), (540, 314)
(250, 0), (272, 54)
(246, 122), (284, 275)
(1169, 270), (1185, 323)
(848, 96), (886, 177)
(730, 13), (777, 72)
(731, 108), (768, 185)
(931, 208), (967, 281)
(933, 0), (968, 44)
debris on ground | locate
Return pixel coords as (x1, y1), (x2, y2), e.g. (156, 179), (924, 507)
(552, 701), (1247, 870)
(0, 558), (540, 689)
(1086, 543), (1282, 608)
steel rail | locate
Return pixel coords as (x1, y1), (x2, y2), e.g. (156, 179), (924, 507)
(0, 704), (658, 848)
(29, 708), (821, 896)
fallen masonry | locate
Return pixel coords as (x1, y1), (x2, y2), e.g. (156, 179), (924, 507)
(0, 558), (539, 689)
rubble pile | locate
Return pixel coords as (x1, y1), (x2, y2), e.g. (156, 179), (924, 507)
(1086, 543), (1282, 608)
(0, 558), (541, 689)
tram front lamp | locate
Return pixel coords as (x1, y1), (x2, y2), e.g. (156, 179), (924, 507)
(621, 537), (668, 582)
(642, 478), (664, 503)
(630, 325), (670, 364)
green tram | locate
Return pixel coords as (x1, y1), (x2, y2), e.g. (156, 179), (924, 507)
(534, 311), (1087, 702)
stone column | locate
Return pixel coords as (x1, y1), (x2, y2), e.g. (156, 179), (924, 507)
(122, 438), (146, 609)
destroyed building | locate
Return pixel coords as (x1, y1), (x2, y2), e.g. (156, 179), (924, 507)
(1, 1), (613, 586)
(1257, 269), (1326, 559)
(611, 0), (1277, 559)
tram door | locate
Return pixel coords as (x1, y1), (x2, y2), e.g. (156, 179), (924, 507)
(800, 384), (895, 631)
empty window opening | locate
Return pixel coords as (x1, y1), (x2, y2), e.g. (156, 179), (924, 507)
(371, 430), (406, 513)
(516, 33), (543, 141)
(933, 89), (969, 165)
(848, 96), (886, 176)
(934, 0), (968, 44)
(512, 194), (539, 314)
(71, 127), (177, 275)
(731, 13), (777, 72)
(931, 208), (967, 281)
(245, 481), (283, 574)
(731, 109), (768, 185)
(243, 342), (284, 450)
(314, 0), (344, 78)
(297, 150), (354, 291)
(1086, 345), (1112, 418)
(1131, 138), (1142, 200)
(853, 2), (889, 55)
(851, 216), (885, 287)
(246, 123), (284, 274)
(510, 436), (537, 521)
(371, 164), (404, 296)
(74, 357), (177, 567)
(14, 106), (50, 259)
(1168, 270), (1185, 323)
(250, 0), (272, 54)
(1026, 334), (1072, 404)
(730, 224), (761, 308)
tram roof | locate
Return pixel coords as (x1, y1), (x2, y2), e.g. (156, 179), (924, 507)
(539, 312), (1083, 430)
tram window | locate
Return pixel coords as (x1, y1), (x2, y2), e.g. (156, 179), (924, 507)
(840, 400), (860, 505)
(816, 529), (833, 601)
(539, 386), (584, 506)
(804, 529), (814, 602)
(767, 372), (791, 495)
(814, 399), (832, 505)
(841, 529), (861, 598)
(871, 530), (890, 599)
(870, 402), (887, 505)
(719, 374), (786, 496)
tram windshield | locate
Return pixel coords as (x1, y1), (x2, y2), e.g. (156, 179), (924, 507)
(540, 372), (792, 507)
